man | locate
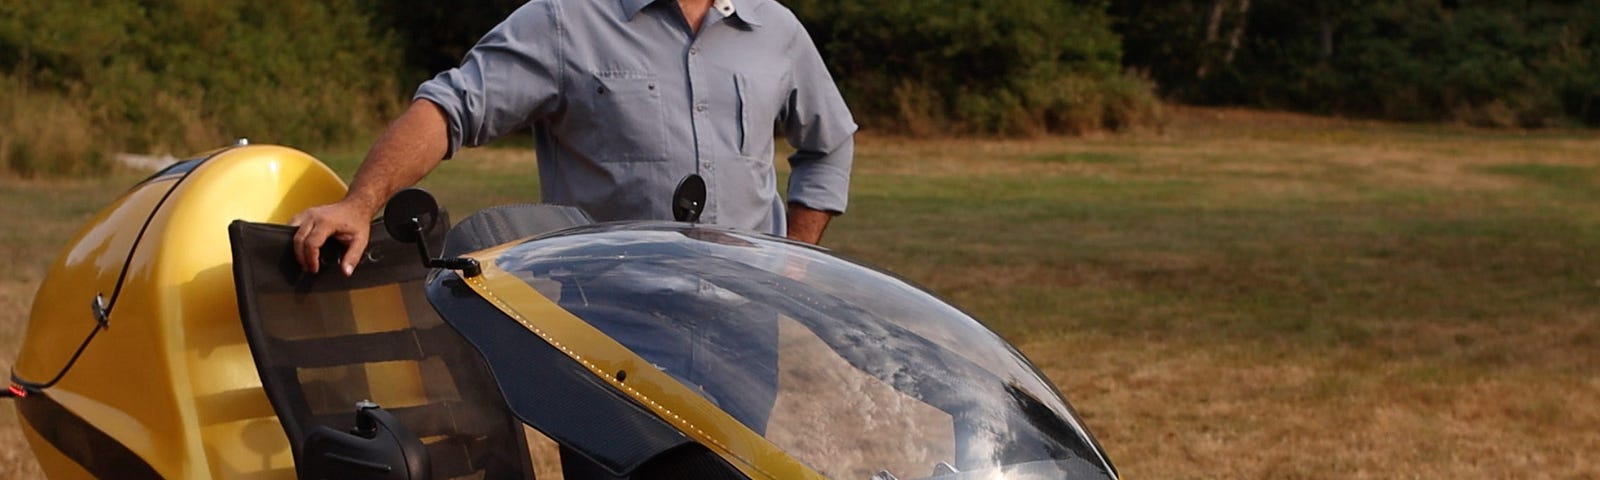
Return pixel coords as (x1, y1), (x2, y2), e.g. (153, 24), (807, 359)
(292, 0), (856, 275)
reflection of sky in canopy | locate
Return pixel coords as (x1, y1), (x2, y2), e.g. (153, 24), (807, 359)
(487, 224), (1112, 478)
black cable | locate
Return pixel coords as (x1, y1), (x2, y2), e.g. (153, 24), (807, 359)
(7, 152), (223, 395)
(11, 316), (107, 394)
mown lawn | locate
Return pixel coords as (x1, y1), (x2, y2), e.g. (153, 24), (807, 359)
(3, 107), (1598, 478)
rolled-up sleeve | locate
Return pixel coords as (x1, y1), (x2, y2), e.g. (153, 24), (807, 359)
(415, 0), (565, 159)
(783, 25), (857, 215)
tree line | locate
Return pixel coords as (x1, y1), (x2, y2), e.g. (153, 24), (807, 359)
(3, 0), (1595, 175)
(386, 0), (1599, 130)
(1114, 0), (1600, 127)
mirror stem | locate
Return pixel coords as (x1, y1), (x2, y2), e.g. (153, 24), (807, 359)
(407, 219), (482, 278)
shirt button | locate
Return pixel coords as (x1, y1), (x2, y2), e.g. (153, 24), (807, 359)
(695, 103), (708, 113)
(702, 161), (713, 169)
(689, 46), (700, 55)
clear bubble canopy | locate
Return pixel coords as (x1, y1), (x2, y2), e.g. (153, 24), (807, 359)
(462, 222), (1116, 480)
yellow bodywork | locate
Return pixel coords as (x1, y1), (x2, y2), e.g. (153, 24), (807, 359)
(13, 145), (346, 479)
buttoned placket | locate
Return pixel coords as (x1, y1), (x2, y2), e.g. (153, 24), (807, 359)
(685, 11), (722, 223)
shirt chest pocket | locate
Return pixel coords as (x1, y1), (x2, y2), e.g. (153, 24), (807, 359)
(578, 72), (668, 163)
(734, 73), (785, 156)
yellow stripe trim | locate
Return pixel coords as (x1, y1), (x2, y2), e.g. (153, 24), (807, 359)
(460, 252), (823, 480)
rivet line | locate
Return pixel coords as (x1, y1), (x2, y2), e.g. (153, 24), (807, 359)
(468, 276), (727, 451)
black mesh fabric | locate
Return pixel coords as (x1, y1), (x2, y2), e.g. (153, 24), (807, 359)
(230, 218), (534, 480)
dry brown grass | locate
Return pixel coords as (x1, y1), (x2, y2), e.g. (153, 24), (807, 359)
(1, 282), (42, 479)
(1030, 330), (1600, 478)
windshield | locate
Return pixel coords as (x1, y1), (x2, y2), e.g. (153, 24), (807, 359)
(478, 223), (1114, 479)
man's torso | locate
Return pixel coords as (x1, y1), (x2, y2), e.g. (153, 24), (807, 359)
(533, 0), (802, 233)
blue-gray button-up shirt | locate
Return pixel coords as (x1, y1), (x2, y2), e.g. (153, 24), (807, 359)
(416, 0), (856, 236)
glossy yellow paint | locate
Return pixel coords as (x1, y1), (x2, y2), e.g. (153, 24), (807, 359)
(460, 250), (827, 480)
(14, 145), (347, 479)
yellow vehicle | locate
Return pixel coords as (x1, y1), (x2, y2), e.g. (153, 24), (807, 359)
(5, 144), (1118, 479)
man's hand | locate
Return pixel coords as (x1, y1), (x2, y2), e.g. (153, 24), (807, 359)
(287, 99), (451, 276)
(289, 200), (377, 276)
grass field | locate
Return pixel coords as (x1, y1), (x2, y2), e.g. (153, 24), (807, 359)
(3, 107), (1599, 478)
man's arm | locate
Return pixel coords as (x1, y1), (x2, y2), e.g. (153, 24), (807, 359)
(782, 23), (857, 245)
(786, 202), (835, 244)
(290, 99), (450, 275)
(292, 1), (563, 274)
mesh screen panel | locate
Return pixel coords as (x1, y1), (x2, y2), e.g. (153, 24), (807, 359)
(230, 218), (533, 480)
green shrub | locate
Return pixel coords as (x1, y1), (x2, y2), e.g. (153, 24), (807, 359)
(0, 0), (400, 176)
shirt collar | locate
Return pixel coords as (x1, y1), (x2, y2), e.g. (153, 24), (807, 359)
(619, 0), (763, 27)
(712, 0), (764, 27)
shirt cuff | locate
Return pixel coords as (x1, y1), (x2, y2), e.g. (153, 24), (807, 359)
(786, 138), (854, 214)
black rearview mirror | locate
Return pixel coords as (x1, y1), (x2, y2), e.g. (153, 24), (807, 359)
(672, 174), (707, 222)
(383, 188), (480, 277)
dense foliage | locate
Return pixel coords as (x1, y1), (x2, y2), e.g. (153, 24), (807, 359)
(1114, 0), (1600, 126)
(374, 0), (525, 91)
(0, 0), (399, 175)
(788, 0), (1160, 135)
